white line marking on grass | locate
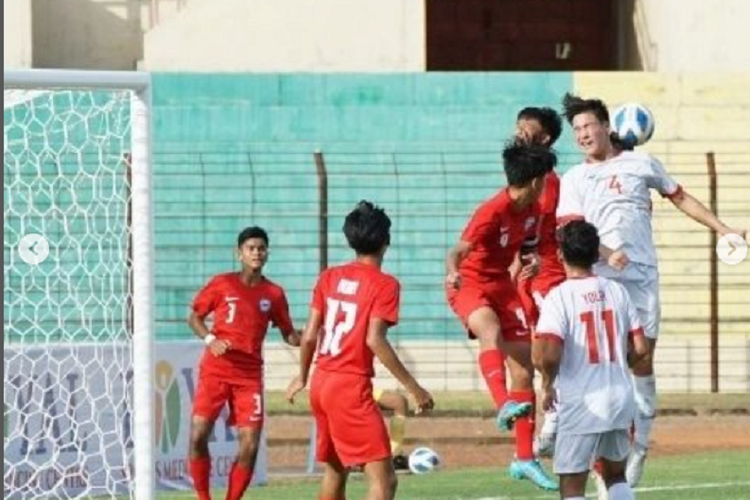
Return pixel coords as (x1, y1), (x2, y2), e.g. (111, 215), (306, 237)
(461, 481), (750, 500)
(634, 480), (750, 493)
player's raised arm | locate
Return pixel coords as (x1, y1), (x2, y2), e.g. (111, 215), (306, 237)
(670, 191), (746, 240)
(646, 156), (746, 238)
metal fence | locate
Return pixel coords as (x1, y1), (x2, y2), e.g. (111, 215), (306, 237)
(153, 146), (749, 393)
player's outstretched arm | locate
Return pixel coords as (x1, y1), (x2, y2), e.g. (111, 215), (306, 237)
(285, 309), (322, 404)
(367, 318), (434, 415)
(669, 190), (746, 240)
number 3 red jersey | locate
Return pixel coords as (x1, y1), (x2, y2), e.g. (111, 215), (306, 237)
(192, 272), (293, 379)
(311, 261), (400, 378)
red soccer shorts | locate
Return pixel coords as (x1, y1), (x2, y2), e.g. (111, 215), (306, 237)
(517, 275), (566, 329)
(310, 370), (391, 467)
(446, 279), (530, 343)
(192, 373), (264, 429)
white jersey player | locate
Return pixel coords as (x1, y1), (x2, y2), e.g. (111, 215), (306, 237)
(533, 220), (648, 500)
(556, 93), (746, 487)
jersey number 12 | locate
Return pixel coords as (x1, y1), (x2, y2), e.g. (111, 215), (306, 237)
(320, 298), (358, 357)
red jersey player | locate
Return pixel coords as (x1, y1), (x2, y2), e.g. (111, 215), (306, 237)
(513, 107), (565, 330)
(286, 201), (433, 500)
(187, 227), (300, 500)
(445, 141), (558, 491)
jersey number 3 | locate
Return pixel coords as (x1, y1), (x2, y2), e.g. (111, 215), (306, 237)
(320, 298), (358, 357)
(580, 310), (617, 364)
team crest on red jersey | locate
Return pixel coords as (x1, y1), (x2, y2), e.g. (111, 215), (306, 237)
(259, 299), (271, 312)
(525, 217), (536, 231)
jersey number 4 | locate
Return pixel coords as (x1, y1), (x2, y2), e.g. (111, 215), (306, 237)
(580, 310), (617, 364)
(320, 298), (358, 357)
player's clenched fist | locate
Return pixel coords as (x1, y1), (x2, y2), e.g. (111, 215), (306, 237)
(607, 249), (630, 271)
(445, 271), (462, 290)
(408, 384), (434, 415)
(207, 338), (231, 357)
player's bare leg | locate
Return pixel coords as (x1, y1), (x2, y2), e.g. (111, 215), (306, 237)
(376, 391), (409, 469)
(601, 457), (636, 500)
(504, 342), (557, 491)
(189, 416), (216, 500)
(362, 457), (397, 500)
(225, 427), (261, 500)
(628, 337), (658, 487)
(319, 453), (349, 500)
(558, 471), (587, 499)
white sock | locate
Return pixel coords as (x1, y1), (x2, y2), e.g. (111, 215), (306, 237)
(564, 497), (585, 500)
(609, 481), (635, 499)
(633, 374), (656, 451)
(540, 408), (558, 435)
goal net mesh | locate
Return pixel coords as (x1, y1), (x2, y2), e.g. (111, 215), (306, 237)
(4, 87), (136, 499)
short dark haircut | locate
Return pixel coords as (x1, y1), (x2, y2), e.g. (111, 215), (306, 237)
(609, 131), (635, 152)
(237, 226), (269, 247)
(517, 107), (563, 146)
(558, 220), (600, 269)
(503, 141), (557, 187)
(343, 200), (391, 256)
(562, 93), (610, 125)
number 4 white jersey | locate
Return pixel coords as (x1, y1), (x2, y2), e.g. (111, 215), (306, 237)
(557, 151), (682, 267)
(536, 275), (644, 435)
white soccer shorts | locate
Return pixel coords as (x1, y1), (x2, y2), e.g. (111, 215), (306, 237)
(554, 429), (631, 475)
(594, 262), (660, 339)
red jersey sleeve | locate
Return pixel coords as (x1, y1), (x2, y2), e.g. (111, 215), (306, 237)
(271, 288), (294, 333)
(311, 272), (326, 312)
(371, 277), (400, 326)
(192, 276), (220, 317)
(460, 199), (498, 245)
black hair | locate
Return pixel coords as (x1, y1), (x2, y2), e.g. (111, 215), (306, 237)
(562, 93), (610, 125)
(609, 131), (635, 152)
(343, 200), (391, 256)
(517, 107), (563, 146)
(237, 226), (269, 247)
(503, 141), (557, 187)
(558, 220), (600, 269)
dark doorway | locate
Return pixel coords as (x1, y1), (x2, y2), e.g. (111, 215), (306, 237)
(426, 0), (618, 70)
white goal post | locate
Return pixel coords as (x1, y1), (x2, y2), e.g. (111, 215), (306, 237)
(4, 69), (154, 500)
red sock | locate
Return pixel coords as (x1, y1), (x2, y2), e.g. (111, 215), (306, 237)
(479, 350), (507, 409)
(593, 458), (604, 476)
(225, 461), (253, 500)
(189, 456), (212, 500)
(510, 390), (535, 460)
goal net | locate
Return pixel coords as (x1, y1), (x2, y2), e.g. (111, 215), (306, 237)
(4, 70), (154, 500)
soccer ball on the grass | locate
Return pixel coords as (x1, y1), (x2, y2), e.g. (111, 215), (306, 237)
(611, 102), (655, 148)
(408, 447), (441, 474)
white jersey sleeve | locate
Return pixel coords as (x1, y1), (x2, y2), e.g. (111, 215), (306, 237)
(535, 287), (568, 342)
(556, 166), (585, 224)
(644, 156), (682, 199)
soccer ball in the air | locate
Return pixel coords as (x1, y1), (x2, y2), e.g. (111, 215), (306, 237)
(408, 447), (441, 474)
(611, 102), (655, 148)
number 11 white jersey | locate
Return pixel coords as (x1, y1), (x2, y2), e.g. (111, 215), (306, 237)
(536, 275), (644, 435)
